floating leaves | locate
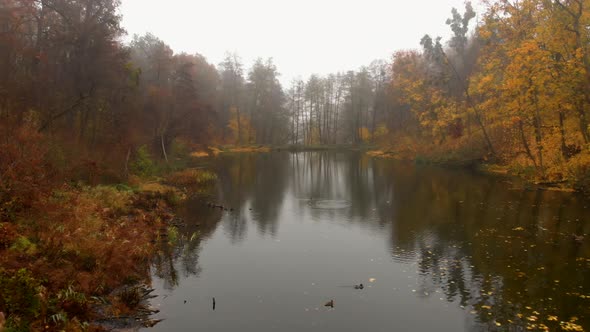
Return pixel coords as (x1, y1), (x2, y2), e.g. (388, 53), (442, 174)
(560, 317), (584, 331)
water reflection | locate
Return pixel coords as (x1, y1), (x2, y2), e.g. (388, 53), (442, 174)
(151, 202), (221, 289)
(148, 152), (590, 331)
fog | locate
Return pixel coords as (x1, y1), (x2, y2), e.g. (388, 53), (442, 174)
(120, 0), (479, 82)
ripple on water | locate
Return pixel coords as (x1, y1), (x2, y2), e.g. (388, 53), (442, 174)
(308, 199), (351, 210)
(391, 247), (418, 263)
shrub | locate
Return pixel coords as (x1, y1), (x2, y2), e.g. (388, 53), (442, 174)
(0, 124), (54, 221)
(130, 145), (156, 177)
(566, 152), (590, 191)
(57, 285), (90, 321)
(167, 226), (179, 245)
(0, 269), (42, 329)
(166, 169), (217, 187)
(85, 185), (132, 214)
(10, 236), (37, 255)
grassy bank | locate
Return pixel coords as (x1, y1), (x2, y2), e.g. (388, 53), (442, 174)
(0, 167), (217, 331)
(190, 144), (377, 157)
(0, 128), (217, 330)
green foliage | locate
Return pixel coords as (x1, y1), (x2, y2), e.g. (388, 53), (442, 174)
(10, 237), (37, 255)
(160, 139), (193, 173)
(0, 269), (42, 329)
(163, 190), (182, 206)
(170, 140), (189, 159)
(196, 171), (218, 185)
(85, 185), (132, 214)
(56, 285), (89, 320)
(57, 285), (86, 305)
(167, 226), (179, 245)
(166, 169), (218, 187)
(114, 183), (135, 192)
(130, 145), (156, 178)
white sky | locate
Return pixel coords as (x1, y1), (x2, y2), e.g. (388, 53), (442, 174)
(119, 0), (483, 84)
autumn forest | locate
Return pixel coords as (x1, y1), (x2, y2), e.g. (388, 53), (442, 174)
(1, 0), (590, 186)
(1, 0), (590, 330)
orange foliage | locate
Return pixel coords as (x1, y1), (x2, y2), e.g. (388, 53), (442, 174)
(0, 121), (55, 221)
(0, 124), (177, 328)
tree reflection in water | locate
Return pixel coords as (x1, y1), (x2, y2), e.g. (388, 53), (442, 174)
(152, 152), (589, 330)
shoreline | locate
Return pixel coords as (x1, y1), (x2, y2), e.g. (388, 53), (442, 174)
(365, 149), (586, 194)
(193, 145), (587, 194)
(0, 168), (216, 331)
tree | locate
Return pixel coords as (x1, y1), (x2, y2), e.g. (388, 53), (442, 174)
(219, 53), (245, 144)
(246, 58), (287, 144)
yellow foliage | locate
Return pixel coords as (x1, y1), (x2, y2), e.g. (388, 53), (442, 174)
(190, 151), (209, 158)
(359, 127), (371, 142)
(227, 107), (255, 144)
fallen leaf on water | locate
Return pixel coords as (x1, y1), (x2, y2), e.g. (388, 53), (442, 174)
(560, 320), (584, 331)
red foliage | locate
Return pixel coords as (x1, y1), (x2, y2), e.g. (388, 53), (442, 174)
(0, 123), (56, 220)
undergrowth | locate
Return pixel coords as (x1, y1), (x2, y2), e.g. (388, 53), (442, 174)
(0, 125), (207, 330)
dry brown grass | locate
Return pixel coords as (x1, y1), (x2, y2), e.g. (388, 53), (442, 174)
(0, 182), (175, 330)
(166, 168), (217, 187)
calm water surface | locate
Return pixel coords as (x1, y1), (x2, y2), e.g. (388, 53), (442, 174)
(145, 152), (590, 331)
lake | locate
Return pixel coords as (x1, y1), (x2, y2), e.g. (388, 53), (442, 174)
(145, 152), (589, 331)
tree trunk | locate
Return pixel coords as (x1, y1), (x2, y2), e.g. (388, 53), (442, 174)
(518, 119), (537, 168)
(124, 147), (131, 179)
(559, 110), (569, 158)
(161, 133), (168, 163)
(237, 107), (242, 145)
(533, 112), (544, 177)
